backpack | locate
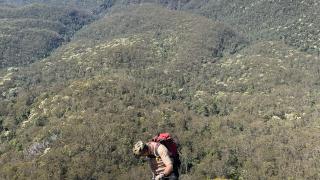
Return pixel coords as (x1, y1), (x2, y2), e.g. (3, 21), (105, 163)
(151, 133), (181, 171)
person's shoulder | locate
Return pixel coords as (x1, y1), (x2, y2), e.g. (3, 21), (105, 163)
(157, 143), (169, 154)
(147, 141), (158, 147)
(147, 142), (169, 154)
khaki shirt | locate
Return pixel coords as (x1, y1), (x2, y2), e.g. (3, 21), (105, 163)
(147, 142), (173, 175)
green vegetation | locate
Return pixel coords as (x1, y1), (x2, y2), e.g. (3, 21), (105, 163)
(0, 3), (93, 67)
(181, 0), (320, 53)
(0, 0), (102, 8)
(0, 1), (320, 180)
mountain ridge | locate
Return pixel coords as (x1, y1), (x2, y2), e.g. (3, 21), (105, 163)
(0, 1), (320, 179)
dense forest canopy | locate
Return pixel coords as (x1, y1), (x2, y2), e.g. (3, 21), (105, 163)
(0, 3), (93, 67)
(0, 0), (319, 179)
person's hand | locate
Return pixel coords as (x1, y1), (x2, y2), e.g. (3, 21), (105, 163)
(155, 173), (165, 180)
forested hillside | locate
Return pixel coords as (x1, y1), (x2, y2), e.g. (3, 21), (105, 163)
(183, 0), (320, 53)
(0, 4), (93, 67)
(0, 1), (319, 180)
(0, 0), (102, 8)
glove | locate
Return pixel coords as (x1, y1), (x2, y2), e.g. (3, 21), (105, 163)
(155, 173), (165, 180)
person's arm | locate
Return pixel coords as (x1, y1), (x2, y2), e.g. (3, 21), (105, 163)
(158, 145), (173, 176)
(162, 163), (173, 176)
(155, 162), (173, 180)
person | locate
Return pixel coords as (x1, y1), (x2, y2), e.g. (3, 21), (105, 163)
(133, 140), (178, 180)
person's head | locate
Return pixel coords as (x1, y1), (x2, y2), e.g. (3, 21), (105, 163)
(133, 140), (148, 156)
